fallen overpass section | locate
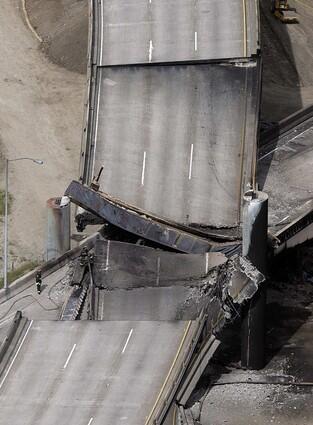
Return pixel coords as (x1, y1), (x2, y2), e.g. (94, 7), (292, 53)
(80, 0), (262, 232)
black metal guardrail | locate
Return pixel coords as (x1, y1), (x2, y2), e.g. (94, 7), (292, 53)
(151, 311), (207, 425)
(0, 311), (22, 365)
(79, 0), (99, 184)
(0, 311), (26, 379)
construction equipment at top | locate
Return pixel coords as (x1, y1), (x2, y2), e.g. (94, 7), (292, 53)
(271, 0), (298, 23)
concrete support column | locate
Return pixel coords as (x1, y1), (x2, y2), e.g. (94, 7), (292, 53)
(241, 190), (268, 370)
(46, 196), (71, 261)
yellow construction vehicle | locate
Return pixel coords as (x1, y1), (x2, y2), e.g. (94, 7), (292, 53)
(271, 0), (298, 23)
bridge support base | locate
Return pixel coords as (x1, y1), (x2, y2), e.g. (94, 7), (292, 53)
(241, 190), (268, 370)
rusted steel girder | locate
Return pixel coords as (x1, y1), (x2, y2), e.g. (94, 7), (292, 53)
(65, 180), (240, 255)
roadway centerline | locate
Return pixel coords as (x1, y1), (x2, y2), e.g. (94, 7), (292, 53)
(122, 329), (133, 354)
(0, 320), (33, 390)
(105, 240), (110, 271)
(63, 343), (76, 369)
(141, 151), (147, 185)
(188, 144), (194, 180)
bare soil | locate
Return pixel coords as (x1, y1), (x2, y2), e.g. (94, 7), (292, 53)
(25, 0), (89, 74)
(0, 0), (86, 270)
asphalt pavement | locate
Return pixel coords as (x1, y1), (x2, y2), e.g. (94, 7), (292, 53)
(0, 265), (70, 326)
(93, 62), (259, 228)
(0, 320), (189, 425)
(99, 0), (259, 65)
(89, 0), (261, 228)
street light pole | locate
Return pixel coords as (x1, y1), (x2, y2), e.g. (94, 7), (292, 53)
(3, 157), (44, 290)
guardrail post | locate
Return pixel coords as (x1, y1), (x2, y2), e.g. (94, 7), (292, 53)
(241, 190), (268, 370)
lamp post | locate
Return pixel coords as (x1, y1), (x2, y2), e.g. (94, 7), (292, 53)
(3, 157), (44, 290)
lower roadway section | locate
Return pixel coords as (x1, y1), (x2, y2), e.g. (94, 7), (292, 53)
(0, 320), (190, 425)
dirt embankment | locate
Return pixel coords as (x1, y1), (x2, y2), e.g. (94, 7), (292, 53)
(25, 0), (89, 74)
(0, 0), (87, 269)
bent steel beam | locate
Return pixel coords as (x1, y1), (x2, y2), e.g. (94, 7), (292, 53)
(65, 180), (241, 255)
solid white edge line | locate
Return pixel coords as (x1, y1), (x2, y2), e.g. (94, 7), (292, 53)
(100, 0), (104, 65)
(21, 0), (43, 42)
(63, 343), (77, 369)
(122, 329), (133, 354)
(188, 144), (194, 180)
(92, 70), (102, 178)
(259, 127), (311, 162)
(141, 151), (147, 185)
(0, 320), (33, 390)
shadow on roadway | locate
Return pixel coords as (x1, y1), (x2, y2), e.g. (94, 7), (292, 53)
(257, 0), (302, 190)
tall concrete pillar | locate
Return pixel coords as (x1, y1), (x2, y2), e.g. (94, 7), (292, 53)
(46, 196), (71, 261)
(241, 190), (268, 370)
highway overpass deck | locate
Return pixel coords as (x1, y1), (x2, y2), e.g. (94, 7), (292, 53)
(258, 118), (313, 252)
(81, 0), (262, 230)
(91, 62), (260, 228)
(0, 320), (192, 425)
(98, 0), (259, 65)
